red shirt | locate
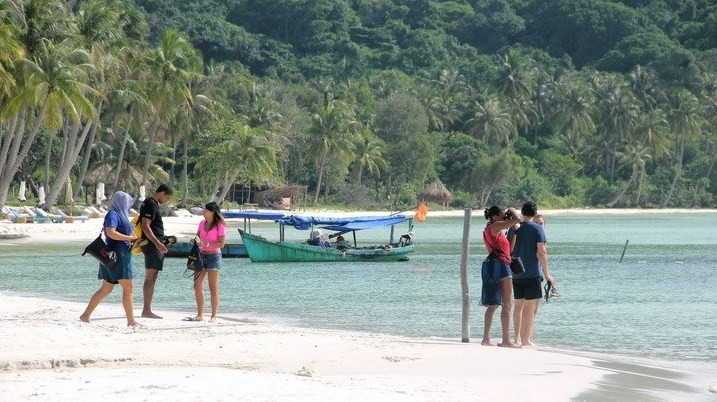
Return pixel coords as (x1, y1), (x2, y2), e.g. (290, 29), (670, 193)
(483, 226), (511, 264)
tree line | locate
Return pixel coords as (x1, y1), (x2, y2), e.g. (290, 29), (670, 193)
(1, 0), (716, 211)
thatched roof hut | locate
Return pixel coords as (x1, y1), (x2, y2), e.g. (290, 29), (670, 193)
(418, 180), (452, 208)
(255, 185), (308, 210)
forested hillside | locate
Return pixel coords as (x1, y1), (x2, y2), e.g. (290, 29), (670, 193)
(1, 0), (716, 210)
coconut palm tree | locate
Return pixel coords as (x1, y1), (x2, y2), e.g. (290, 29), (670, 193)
(465, 97), (517, 146)
(661, 89), (703, 208)
(140, 29), (202, 187)
(351, 128), (388, 185)
(306, 100), (357, 204)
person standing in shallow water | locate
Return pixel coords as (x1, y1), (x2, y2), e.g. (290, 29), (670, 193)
(481, 206), (521, 348)
(512, 201), (555, 347)
(80, 191), (139, 326)
(188, 202), (227, 323)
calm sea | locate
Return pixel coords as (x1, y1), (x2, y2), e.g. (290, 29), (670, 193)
(1, 212), (716, 399)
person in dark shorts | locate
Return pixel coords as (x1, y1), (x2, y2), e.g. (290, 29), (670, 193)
(481, 206), (521, 348)
(80, 191), (139, 326)
(139, 184), (173, 319)
(511, 201), (555, 347)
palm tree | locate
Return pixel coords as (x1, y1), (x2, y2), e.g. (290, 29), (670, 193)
(605, 143), (652, 207)
(306, 100), (356, 204)
(551, 81), (596, 161)
(0, 37), (95, 208)
(465, 97), (517, 146)
(140, 29), (202, 187)
(661, 89), (703, 208)
(351, 129), (388, 185)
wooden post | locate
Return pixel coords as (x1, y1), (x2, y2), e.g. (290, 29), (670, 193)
(460, 208), (472, 343)
(619, 240), (629, 263)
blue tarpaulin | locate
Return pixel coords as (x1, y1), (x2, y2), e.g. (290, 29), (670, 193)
(276, 215), (410, 231)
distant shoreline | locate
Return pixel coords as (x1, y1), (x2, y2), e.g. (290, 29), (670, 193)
(2, 207), (716, 244)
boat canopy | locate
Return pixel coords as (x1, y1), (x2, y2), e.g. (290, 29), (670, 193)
(276, 215), (411, 231)
(223, 211), (286, 220)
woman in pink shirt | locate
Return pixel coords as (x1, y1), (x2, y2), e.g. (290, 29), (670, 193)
(189, 202), (227, 322)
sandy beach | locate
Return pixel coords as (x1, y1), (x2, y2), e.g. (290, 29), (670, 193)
(1, 208), (713, 401)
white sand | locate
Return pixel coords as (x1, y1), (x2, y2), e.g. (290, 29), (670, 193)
(1, 208), (707, 401)
(0, 293), (608, 401)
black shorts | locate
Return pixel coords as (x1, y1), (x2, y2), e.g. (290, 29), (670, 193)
(513, 277), (543, 300)
(142, 242), (165, 271)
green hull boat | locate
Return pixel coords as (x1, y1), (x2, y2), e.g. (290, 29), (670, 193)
(239, 231), (413, 262)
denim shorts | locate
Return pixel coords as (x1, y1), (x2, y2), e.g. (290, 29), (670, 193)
(99, 248), (132, 284)
(201, 252), (222, 271)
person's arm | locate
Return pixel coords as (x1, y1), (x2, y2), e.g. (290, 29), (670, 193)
(106, 227), (137, 242)
(537, 242), (554, 285)
(489, 208), (520, 236)
(141, 216), (167, 253)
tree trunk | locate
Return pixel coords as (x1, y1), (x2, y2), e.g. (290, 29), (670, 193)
(312, 151), (328, 204)
(606, 164), (637, 207)
(75, 102), (103, 199)
(181, 135), (189, 204)
(661, 140), (684, 208)
(635, 166), (645, 206)
(44, 131), (54, 188)
(43, 119), (93, 210)
(217, 169), (241, 204)
(141, 114), (161, 187)
(113, 103), (135, 191)
(0, 101), (50, 206)
(0, 112), (20, 182)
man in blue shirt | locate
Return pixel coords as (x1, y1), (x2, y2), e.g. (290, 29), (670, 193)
(511, 201), (555, 346)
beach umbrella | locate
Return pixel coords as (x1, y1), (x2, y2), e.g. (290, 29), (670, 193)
(139, 185), (146, 202)
(18, 181), (27, 201)
(38, 186), (46, 206)
(65, 178), (74, 205)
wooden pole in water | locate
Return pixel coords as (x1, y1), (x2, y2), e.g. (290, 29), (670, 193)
(460, 208), (472, 342)
(619, 240), (629, 263)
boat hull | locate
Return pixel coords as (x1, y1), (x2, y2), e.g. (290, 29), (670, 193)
(239, 232), (413, 262)
(165, 242), (248, 258)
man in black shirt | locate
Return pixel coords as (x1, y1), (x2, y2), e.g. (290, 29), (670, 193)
(140, 184), (173, 319)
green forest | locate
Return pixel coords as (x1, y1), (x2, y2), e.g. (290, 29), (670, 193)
(1, 0), (716, 211)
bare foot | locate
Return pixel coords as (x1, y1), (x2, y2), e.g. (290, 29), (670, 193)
(481, 339), (495, 346)
(497, 341), (521, 348)
(141, 312), (163, 319)
(127, 321), (144, 327)
(79, 315), (90, 323)
(522, 340), (536, 347)
(208, 317), (217, 323)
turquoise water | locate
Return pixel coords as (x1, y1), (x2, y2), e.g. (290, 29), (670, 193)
(1, 213), (716, 398)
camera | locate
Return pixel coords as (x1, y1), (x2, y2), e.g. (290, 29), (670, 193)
(504, 213), (513, 221)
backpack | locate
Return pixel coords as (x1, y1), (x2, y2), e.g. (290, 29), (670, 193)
(130, 215), (143, 254)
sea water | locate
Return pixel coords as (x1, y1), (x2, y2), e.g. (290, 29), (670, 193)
(1, 212), (716, 399)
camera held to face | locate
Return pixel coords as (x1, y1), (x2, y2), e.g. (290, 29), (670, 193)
(504, 213), (513, 221)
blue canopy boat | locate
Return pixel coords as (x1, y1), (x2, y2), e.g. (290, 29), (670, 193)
(236, 213), (415, 263)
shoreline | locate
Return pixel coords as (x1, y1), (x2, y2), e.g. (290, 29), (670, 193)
(2, 207), (716, 244)
(0, 293), (703, 401)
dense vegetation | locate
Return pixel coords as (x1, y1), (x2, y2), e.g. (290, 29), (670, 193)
(1, 0), (716, 211)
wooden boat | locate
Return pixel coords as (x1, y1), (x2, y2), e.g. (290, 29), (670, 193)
(165, 242), (248, 258)
(236, 213), (415, 263)
(165, 211), (286, 258)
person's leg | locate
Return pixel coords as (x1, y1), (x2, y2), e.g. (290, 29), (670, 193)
(513, 298), (525, 345)
(118, 279), (139, 326)
(520, 299), (540, 347)
(142, 268), (162, 318)
(207, 270), (220, 322)
(481, 305), (497, 345)
(499, 278), (519, 347)
(192, 270), (207, 321)
(80, 281), (114, 322)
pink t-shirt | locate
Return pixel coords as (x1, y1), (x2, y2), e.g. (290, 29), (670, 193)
(197, 220), (226, 253)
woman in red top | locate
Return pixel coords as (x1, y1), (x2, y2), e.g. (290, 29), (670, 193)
(481, 206), (520, 348)
(188, 202), (227, 323)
